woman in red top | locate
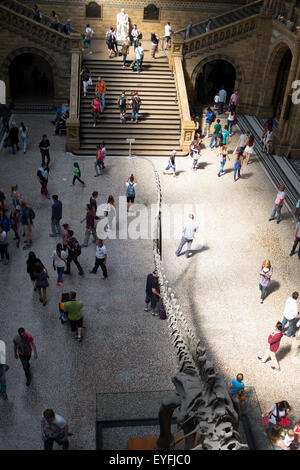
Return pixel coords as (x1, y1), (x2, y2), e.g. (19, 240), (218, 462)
(91, 95), (102, 128)
(257, 321), (283, 371)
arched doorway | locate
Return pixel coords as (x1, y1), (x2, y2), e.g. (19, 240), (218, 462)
(9, 53), (54, 101)
(271, 49), (292, 118)
(195, 60), (236, 104)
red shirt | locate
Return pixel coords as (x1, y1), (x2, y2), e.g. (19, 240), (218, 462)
(268, 330), (283, 352)
(13, 333), (34, 356)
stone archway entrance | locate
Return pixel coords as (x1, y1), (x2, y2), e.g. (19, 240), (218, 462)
(9, 53), (54, 101)
(271, 48), (292, 118)
(195, 60), (236, 104)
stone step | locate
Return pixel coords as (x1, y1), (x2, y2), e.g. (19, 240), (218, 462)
(73, 149), (186, 156)
(79, 123), (181, 131)
(81, 90), (177, 97)
(80, 103), (179, 111)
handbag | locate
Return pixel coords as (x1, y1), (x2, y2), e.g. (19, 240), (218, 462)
(261, 415), (270, 427)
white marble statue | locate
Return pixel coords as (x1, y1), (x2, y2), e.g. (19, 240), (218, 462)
(116, 8), (129, 42)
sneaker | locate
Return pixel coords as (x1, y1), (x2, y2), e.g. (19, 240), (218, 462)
(93, 123), (96, 127)
(144, 307), (151, 312)
(257, 356), (263, 362)
(269, 218), (274, 221)
(289, 252), (295, 256)
(152, 312), (159, 316)
(23, 245), (31, 250)
(49, 234), (57, 237)
(78, 271), (84, 276)
(276, 220), (280, 224)
(204, 134), (209, 138)
(271, 366), (280, 371)
(89, 270), (96, 274)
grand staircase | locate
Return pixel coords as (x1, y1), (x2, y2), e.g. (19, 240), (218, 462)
(75, 59), (183, 157)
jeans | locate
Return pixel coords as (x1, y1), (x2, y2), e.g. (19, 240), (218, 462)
(93, 111), (101, 124)
(259, 284), (267, 300)
(40, 181), (48, 196)
(218, 101), (224, 114)
(218, 159), (226, 175)
(165, 163), (176, 172)
(96, 92), (105, 110)
(123, 54), (127, 66)
(291, 237), (300, 258)
(40, 149), (50, 166)
(91, 257), (107, 277)
(19, 353), (31, 379)
(282, 317), (295, 337)
(137, 58), (143, 72)
(43, 431), (66, 450)
(66, 255), (83, 274)
(83, 227), (97, 246)
(57, 266), (64, 283)
(0, 365), (6, 395)
(133, 38), (138, 50)
(175, 236), (193, 258)
(234, 167), (240, 180)
(209, 134), (218, 148)
(21, 135), (27, 153)
(94, 162), (103, 175)
(270, 203), (282, 222)
(51, 218), (61, 235)
(0, 243), (9, 260)
(228, 120), (233, 134)
(131, 110), (139, 121)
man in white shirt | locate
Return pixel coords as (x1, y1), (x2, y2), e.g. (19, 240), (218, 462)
(164, 22), (172, 49)
(175, 213), (199, 258)
(135, 42), (144, 73)
(282, 292), (299, 337)
(237, 131), (249, 152)
(41, 408), (69, 450)
(131, 24), (140, 50)
(89, 239), (108, 278)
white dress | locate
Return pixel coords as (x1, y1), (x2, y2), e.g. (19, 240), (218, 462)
(245, 145), (254, 154)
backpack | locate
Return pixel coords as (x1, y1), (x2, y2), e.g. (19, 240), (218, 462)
(159, 303), (167, 320)
(210, 112), (216, 123)
(118, 96), (126, 107)
(29, 208), (35, 222)
(106, 31), (112, 41)
(126, 182), (135, 197)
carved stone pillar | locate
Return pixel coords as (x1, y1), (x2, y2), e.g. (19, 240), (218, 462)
(66, 45), (82, 152)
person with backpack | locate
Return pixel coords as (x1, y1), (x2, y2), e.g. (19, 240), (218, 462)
(105, 27), (115, 58)
(0, 226), (9, 265)
(80, 204), (97, 247)
(151, 32), (159, 59)
(37, 162), (51, 199)
(209, 119), (221, 148)
(82, 24), (94, 54)
(126, 175), (137, 213)
(64, 230), (84, 276)
(39, 134), (50, 166)
(135, 42), (144, 73)
(262, 401), (293, 432)
(94, 145), (104, 177)
(52, 243), (67, 286)
(20, 201), (33, 250)
(131, 91), (141, 123)
(72, 162), (85, 186)
(33, 261), (49, 306)
(118, 91), (127, 123)
(80, 66), (92, 97)
(163, 150), (177, 177)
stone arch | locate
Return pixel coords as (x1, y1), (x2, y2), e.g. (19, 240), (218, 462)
(191, 54), (243, 85)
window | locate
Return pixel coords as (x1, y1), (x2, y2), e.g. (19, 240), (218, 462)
(86, 2), (101, 18)
(143, 4), (160, 21)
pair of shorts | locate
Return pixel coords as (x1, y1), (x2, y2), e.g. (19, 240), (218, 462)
(70, 317), (83, 332)
(83, 38), (91, 46)
(127, 196), (135, 203)
(106, 40), (113, 50)
(119, 106), (126, 113)
(145, 294), (158, 309)
(165, 36), (171, 42)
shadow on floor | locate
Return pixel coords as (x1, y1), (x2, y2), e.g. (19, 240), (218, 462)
(267, 280), (280, 296)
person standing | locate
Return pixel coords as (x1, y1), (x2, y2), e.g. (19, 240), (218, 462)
(144, 271), (161, 316)
(269, 185), (286, 224)
(218, 86), (227, 114)
(258, 259), (273, 304)
(26, 251), (42, 290)
(185, 21), (192, 39)
(205, 18), (212, 32)
(10, 208), (20, 248)
(89, 239), (108, 279)
(72, 162), (85, 186)
(50, 10), (59, 31)
(19, 122), (28, 154)
(20, 201), (33, 250)
(229, 89), (239, 111)
(63, 19), (71, 35)
(89, 191), (98, 215)
(94, 146), (103, 176)
(80, 204), (97, 247)
(191, 140), (201, 171)
(236, 131), (249, 153)
(61, 224), (70, 250)
(217, 145), (229, 177)
(33, 4), (42, 22)
(49, 195), (62, 237)
(131, 24), (140, 50)
(52, 243), (67, 286)
(262, 401), (293, 432)
(151, 32), (159, 59)
(131, 91), (141, 123)
(257, 321), (283, 371)
(227, 111), (235, 136)
(105, 27), (115, 58)
(244, 134), (255, 165)
(175, 213), (199, 258)
(0, 362), (8, 400)
(233, 150), (243, 182)
(33, 261), (49, 306)
(13, 328), (38, 386)
(282, 292), (299, 337)
(65, 230), (84, 276)
(63, 291), (84, 340)
(7, 122), (20, 154)
(91, 95), (102, 128)
(0, 226), (9, 265)
(135, 42), (144, 73)
(126, 175), (137, 212)
(82, 24), (94, 54)
(209, 119), (221, 148)
(289, 219), (300, 258)
(39, 134), (50, 166)
(112, 27), (119, 55)
(80, 66), (92, 97)
(95, 76), (106, 111)
(41, 409), (69, 450)
(164, 22), (172, 50)
(203, 107), (214, 138)
(37, 163), (50, 199)
(118, 91), (128, 123)
(104, 195), (115, 232)
(121, 38), (130, 67)
(163, 150), (177, 177)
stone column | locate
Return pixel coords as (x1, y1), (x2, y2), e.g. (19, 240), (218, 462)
(66, 35), (82, 152)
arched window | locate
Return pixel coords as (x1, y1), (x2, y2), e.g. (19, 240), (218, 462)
(86, 2), (101, 18)
(143, 4), (160, 21)
(0, 81), (5, 104)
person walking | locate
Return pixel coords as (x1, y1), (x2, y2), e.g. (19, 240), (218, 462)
(7, 122), (20, 154)
(49, 195), (62, 237)
(13, 328), (38, 386)
(37, 163), (51, 199)
(65, 230), (84, 276)
(118, 91), (127, 123)
(33, 4), (42, 22)
(20, 201), (33, 250)
(72, 162), (85, 186)
(233, 150), (243, 182)
(126, 174), (137, 212)
(262, 129), (273, 154)
(262, 401), (293, 432)
(135, 42), (144, 73)
(26, 251), (43, 290)
(191, 140), (201, 171)
(50, 10), (59, 30)
(105, 27), (115, 58)
(144, 271), (161, 316)
(229, 89), (239, 112)
(121, 38), (130, 67)
(175, 213), (199, 258)
(151, 32), (159, 59)
(41, 409), (69, 450)
(94, 146), (104, 177)
(9, 208), (20, 248)
(131, 91), (141, 123)
(112, 27), (119, 55)
(217, 145), (230, 177)
(164, 22), (172, 50)
(19, 122), (29, 154)
(39, 134), (50, 166)
(258, 259), (273, 304)
(269, 185), (286, 224)
(63, 291), (84, 340)
(95, 76), (106, 111)
(80, 204), (97, 247)
(209, 119), (221, 148)
(282, 292), (299, 337)
(289, 218), (300, 258)
(104, 195), (115, 232)
(80, 66), (92, 97)
(82, 24), (94, 54)
(0, 362), (8, 400)
(257, 321), (283, 371)
(61, 223), (70, 250)
(89, 239), (108, 279)
(131, 24), (140, 50)
(227, 111), (235, 136)
(163, 150), (177, 177)
(221, 125), (230, 146)
(203, 107), (214, 138)
(205, 18), (212, 32)
(236, 131), (249, 154)
(53, 243), (67, 286)
(91, 95), (102, 128)
(244, 134), (255, 165)
(0, 226), (9, 265)
(33, 261), (49, 306)
(218, 86), (227, 114)
(89, 191), (98, 215)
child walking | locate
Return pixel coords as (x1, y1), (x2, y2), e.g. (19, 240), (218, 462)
(72, 162), (85, 186)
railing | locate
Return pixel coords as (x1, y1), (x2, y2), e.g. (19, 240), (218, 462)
(152, 169), (247, 450)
